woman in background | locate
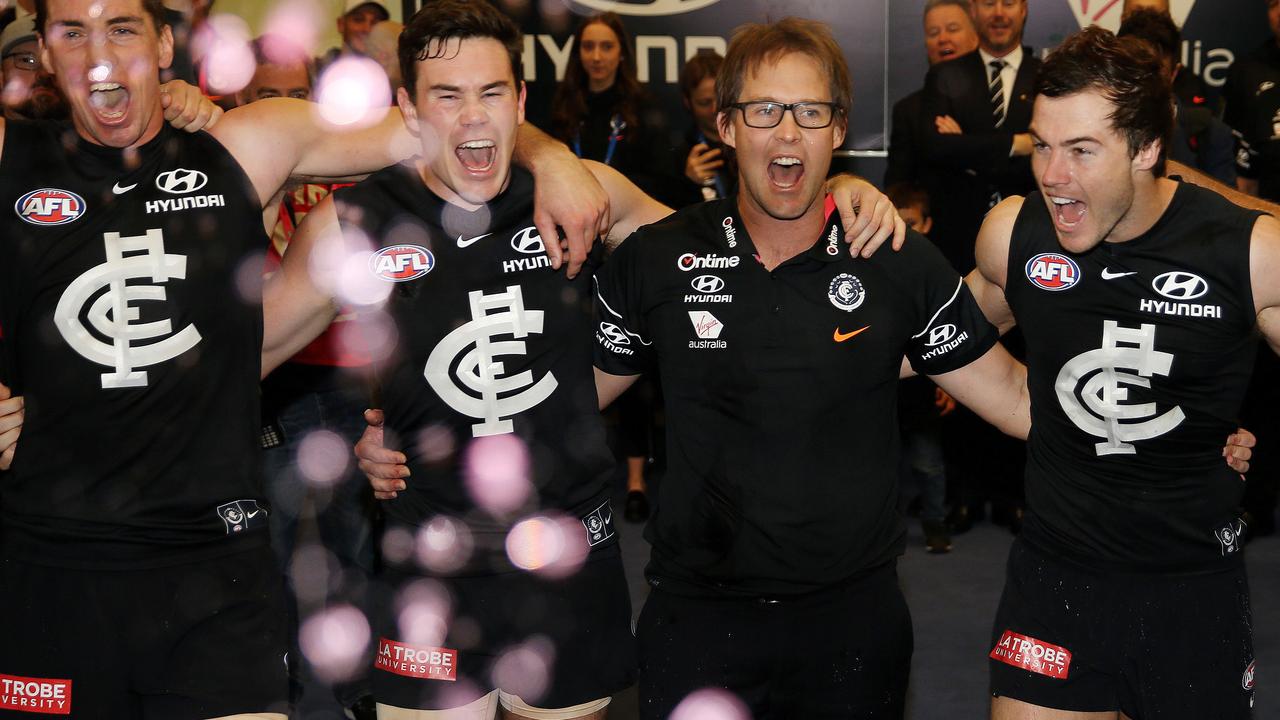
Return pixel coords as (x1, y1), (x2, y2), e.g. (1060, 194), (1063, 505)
(553, 12), (670, 521)
(551, 12), (667, 198)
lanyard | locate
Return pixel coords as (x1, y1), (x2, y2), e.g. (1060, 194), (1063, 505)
(574, 114), (626, 166)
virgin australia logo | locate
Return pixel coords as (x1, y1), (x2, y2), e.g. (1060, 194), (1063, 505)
(1066, 0), (1196, 32)
(571, 0), (720, 16)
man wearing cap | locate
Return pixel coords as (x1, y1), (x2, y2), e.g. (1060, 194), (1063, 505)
(0, 15), (63, 119)
(319, 0), (391, 73)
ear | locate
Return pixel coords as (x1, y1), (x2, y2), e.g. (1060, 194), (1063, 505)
(920, 215), (933, 235)
(396, 85), (419, 134)
(718, 110), (735, 149)
(37, 34), (52, 77)
(157, 23), (174, 71)
(831, 115), (847, 150)
(516, 80), (526, 127)
(1132, 137), (1161, 174)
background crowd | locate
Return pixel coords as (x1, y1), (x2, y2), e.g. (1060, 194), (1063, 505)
(0, 0), (1276, 718)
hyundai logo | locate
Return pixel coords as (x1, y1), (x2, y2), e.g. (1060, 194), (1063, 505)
(599, 322), (630, 345)
(691, 275), (724, 293)
(155, 168), (208, 195)
(510, 226), (545, 255)
(925, 324), (957, 347)
(1152, 271), (1209, 300)
(571, 0), (720, 16)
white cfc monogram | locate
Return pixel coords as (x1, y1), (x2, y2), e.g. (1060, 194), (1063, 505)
(1055, 320), (1185, 456)
(424, 285), (558, 436)
(55, 229), (202, 389)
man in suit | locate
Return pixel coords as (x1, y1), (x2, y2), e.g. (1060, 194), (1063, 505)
(920, 0), (1036, 536)
(884, 0), (978, 189)
(921, 0), (1037, 275)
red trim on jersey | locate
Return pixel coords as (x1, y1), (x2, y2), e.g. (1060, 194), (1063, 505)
(267, 183), (370, 367)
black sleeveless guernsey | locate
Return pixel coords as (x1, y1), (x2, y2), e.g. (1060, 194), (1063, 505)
(1006, 183), (1260, 572)
(0, 121), (267, 568)
(333, 165), (616, 575)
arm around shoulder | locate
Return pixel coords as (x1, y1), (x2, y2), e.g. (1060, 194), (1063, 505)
(211, 99), (415, 207)
(584, 160), (674, 251)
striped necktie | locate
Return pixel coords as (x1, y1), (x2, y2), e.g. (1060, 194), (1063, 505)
(989, 58), (1007, 128)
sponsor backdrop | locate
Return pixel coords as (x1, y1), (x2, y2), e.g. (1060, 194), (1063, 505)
(397, 0), (1271, 164)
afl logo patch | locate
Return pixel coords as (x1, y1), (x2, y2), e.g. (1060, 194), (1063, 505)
(1025, 253), (1080, 291)
(828, 273), (866, 312)
(370, 244), (434, 282)
(1243, 660), (1255, 691)
(15, 188), (85, 226)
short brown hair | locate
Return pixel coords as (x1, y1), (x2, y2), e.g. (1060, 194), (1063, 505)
(35, 0), (169, 34)
(887, 182), (930, 217)
(716, 18), (851, 125)
(1036, 26), (1173, 176)
(399, 0), (522, 98)
(679, 50), (722, 101)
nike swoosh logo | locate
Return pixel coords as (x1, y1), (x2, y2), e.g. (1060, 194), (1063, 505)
(456, 233), (492, 248)
(246, 510), (261, 519)
(833, 325), (871, 343)
(112, 182), (138, 195)
(1100, 268), (1136, 280)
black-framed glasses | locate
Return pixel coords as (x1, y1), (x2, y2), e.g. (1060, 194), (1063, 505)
(726, 101), (841, 129)
(2, 52), (38, 71)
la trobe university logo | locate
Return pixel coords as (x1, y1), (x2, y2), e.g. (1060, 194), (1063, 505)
(424, 285), (558, 437)
(55, 229), (202, 389)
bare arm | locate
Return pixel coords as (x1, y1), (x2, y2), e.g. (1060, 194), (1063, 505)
(966, 195), (1023, 334)
(210, 99), (418, 206)
(595, 369), (641, 410)
(1251, 214), (1280, 355)
(929, 344), (1031, 440)
(583, 161), (673, 250)
(260, 194), (343, 376)
(1171, 160), (1279, 215)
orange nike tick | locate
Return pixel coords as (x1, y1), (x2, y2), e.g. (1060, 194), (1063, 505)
(833, 326), (870, 343)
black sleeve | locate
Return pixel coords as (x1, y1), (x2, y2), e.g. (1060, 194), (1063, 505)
(884, 96), (917, 188)
(593, 232), (657, 376)
(882, 233), (998, 376)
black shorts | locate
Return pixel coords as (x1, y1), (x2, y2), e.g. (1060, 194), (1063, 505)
(637, 562), (912, 720)
(0, 545), (288, 719)
(370, 550), (636, 711)
(989, 539), (1255, 719)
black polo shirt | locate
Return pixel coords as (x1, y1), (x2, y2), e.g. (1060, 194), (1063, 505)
(593, 196), (997, 597)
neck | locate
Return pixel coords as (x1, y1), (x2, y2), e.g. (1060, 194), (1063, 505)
(982, 43), (1017, 58)
(737, 191), (826, 270)
(1108, 175), (1177, 244)
(588, 76), (615, 93)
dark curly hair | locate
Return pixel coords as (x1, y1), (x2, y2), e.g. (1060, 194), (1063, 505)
(1036, 26), (1174, 176)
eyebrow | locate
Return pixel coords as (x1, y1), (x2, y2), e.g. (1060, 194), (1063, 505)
(427, 81), (510, 93)
(50, 15), (144, 29)
(1028, 128), (1100, 146)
